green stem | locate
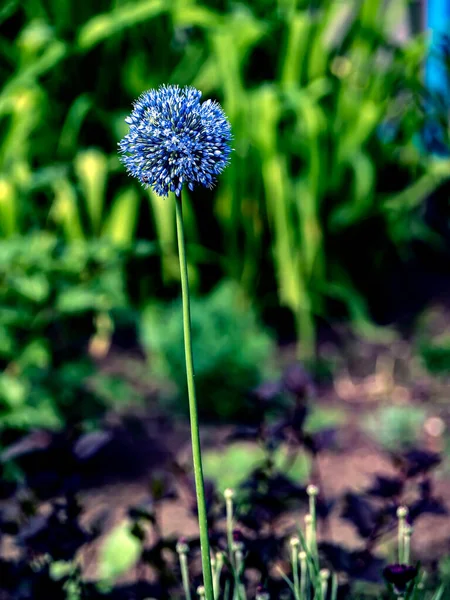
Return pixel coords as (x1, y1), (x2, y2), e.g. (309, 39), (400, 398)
(213, 552), (224, 600)
(179, 552), (192, 600)
(175, 192), (214, 600)
(398, 522), (404, 564)
(299, 552), (307, 600)
(233, 549), (246, 600)
(291, 543), (300, 600)
(225, 492), (235, 569)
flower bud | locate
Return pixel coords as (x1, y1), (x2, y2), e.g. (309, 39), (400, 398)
(224, 488), (234, 500)
(396, 506), (409, 519)
(176, 537), (189, 555)
(307, 484), (319, 497)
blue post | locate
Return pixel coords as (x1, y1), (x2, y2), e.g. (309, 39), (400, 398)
(426, 0), (450, 99)
(425, 0), (450, 153)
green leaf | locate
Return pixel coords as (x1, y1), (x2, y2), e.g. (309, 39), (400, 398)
(58, 95), (92, 156)
(364, 405), (427, 450)
(0, 326), (14, 357)
(77, 0), (166, 50)
(50, 178), (85, 241)
(0, 397), (61, 430)
(0, 177), (18, 237)
(0, 40), (66, 113)
(203, 443), (310, 494)
(75, 149), (108, 236)
(10, 274), (49, 303)
(280, 13), (310, 88)
(146, 187), (177, 282)
(384, 160), (450, 212)
(0, 374), (27, 408)
(56, 287), (108, 314)
(98, 521), (141, 581)
(17, 339), (50, 369)
(102, 188), (139, 247)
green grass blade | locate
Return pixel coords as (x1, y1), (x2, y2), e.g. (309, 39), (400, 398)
(77, 0), (166, 50)
(102, 187), (139, 247)
(0, 177), (18, 237)
(74, 149), (108, 236)
(50, 178), (85, 241)
(57, 95), (92, 158)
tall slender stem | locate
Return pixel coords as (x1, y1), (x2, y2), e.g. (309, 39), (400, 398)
(224, 489), (235, 569)
(178, 548), (192, 600)
(290, 537), (300, 600)
(175, 192), (214, 600)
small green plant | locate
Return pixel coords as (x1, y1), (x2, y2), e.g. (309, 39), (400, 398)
(141, 279), (275, 421)
(382, 505), (445, 600)
(170, 493), (445, 600)
(176, 485), (335, 600)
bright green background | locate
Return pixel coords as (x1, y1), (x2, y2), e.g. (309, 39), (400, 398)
(1, 0), (449, 427)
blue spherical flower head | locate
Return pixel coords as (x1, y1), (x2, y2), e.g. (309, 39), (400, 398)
(119, 85), (232, 197)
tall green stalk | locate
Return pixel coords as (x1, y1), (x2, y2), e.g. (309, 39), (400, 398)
(174, 191), (214, 600)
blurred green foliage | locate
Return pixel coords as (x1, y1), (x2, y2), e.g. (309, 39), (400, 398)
(140, 280), (275, 420)
(0, 0), (449, 431)
(420, 335), (450, 375)
(304, 404), (346, 432)
(203, 442), (311, 494)
(1, 0), (449, 365)
(415, 306), (450, 375)
(0, 233), (130, 429)
(364, 404), (427, 450)
(98, 520), (141, 583)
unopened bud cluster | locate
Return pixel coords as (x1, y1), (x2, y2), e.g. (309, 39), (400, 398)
(176, 537), (189, 555)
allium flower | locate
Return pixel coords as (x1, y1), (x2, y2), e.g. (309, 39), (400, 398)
(119, 85), (232, 197)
